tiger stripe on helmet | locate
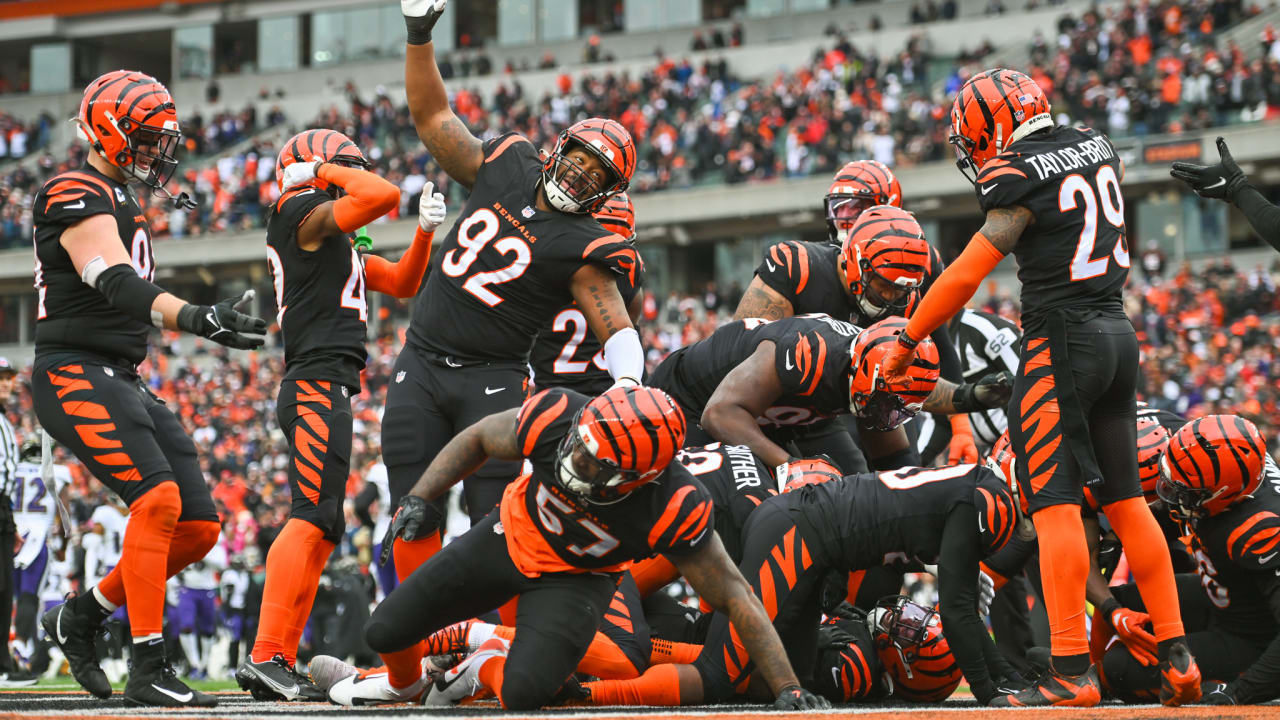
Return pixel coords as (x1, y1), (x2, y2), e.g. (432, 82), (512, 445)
(826, 160), (902, 206)
(78, 70), (181, 190)
(594, 192), (636, 240)
(842, 206), (931, 295)
(581, 387), (687, 497)
(275, 128), (369, 192)
(1135, 415), (1170, 502)
(949, 68), (1051, 179)
(879, 614), (962, 703)
(1163, 414), (1267, 516)
(850, 317), (941, 407)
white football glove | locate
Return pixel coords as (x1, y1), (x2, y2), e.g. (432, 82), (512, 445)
(280, 160), (322, 192)
(403, 0), (447, 16)
(418, 181), (447, 232)
(977, 568), (995, 616)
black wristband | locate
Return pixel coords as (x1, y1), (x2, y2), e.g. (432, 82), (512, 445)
(896, 331), (920, 350)
(405, 14), (437, 45)
(1098, 597), (1121, 619)
(175, 303), (206, 335)
(95, 264), (165, 328)
(952, 383), (979, 413)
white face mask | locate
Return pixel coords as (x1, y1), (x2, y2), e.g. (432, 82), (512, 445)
(543, 175), (586, 214)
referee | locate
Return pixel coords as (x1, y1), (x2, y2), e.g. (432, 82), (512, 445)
(1171, 137), (1280, 252)
(0, 357), (36, 685)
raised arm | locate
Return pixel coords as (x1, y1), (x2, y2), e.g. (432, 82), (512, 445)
(403, 0), (483, 188)
(571, 262), (643, 387)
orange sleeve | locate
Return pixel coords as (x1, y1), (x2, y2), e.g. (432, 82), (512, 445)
(903, 232), (1005, 342)
(316, 163), (400, 233)
(364, 226), (433, 299)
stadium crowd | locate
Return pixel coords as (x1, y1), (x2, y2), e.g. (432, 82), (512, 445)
(3, 0), (1276, 250)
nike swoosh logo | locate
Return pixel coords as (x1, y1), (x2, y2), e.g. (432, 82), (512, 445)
(56, 609), (68, 644)
(63, 200), (86, 209)
(152, 684), (194, 703)
(485, 387), (505, 395)
(978, 511), (986, 533)
(252, 667), (299, 696)
(1260, 551), (1277, 564)
(831, 667), (840, 686)
(765, 259), (777, 273)
(445, 358), (463, 368)
(980, 185), (997, 195)
(784, 350), (794, 371)
(1203, 178), (1226, 189)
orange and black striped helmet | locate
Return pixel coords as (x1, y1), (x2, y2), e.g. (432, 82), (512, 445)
(76, 69), (181, 190)
(275, 129), (370, 193)
(1136, 415), (1172, 504)
(986, 431), (1028, 514)
(848, 317), (940, 431)
(542, 117), (636, 214)
(949, 68), (1052, 184)
(1158, 414), (1267, 518)
(840, 206), (931, 321)
(555, 387), (687, 503)
(594, 192), (637, 243)
(778, 456), (843, 493)
(870, 596), (962, 702)
(824, 160), (903, 245)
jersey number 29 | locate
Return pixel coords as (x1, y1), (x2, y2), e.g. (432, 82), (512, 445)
(1060, 164), (1129, 281)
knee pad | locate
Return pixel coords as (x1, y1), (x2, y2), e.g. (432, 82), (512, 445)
(496, 665), (555, 711)
(364, 614), (400, 655)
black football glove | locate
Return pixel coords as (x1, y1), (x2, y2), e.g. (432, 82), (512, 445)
(816, 619), (858, 651)
(378, 495), (441, 566)
(952, 370), (1013, 413)
(403, 0), (449, 45)
(1200, 681), (1237, 705)
(1170, 137), (1248, 202)
(773, 685), (830, 710)
(177, 290), (267, 350)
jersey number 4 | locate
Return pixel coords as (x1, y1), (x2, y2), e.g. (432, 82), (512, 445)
(1059, 165), (1129, 281)
(442, 208), (531, 306)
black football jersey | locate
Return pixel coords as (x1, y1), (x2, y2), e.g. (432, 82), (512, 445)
(648, 315), (861, 430)
(1187, 487), (1280, 640)
(32, 165), (155, 365)
(500, 388), (715, 575)
(528, 253), (645, 395)
(1135, 403), (1189, 435)
(407, 132), (637, 365)
(755, 240), (944, 328)
(676, 443), (776, 563)
(265, 187), (368, 390)
(814, 613), (886, 703)
(975, 126), (1128, 329)
(781, 464), (1004, 571)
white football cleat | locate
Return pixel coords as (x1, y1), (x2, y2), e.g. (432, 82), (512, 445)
(424, 637), (509, 706)
(328, 670), (424, 706)
(308, 655), (359, 693)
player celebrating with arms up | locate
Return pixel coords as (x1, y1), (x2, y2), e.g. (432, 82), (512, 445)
(235, 129), (441, 701)
(881, 68), (1200, 706)
(33, 70), (266, 707)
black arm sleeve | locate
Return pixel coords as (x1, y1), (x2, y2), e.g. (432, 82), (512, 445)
(1233, 185), (1280, 253)
(95, 264), (165, 327)
(929, 323), (963, 385)
(353, 483), (378, 529)
(1232, 571), (1280, 703)
(937, 504), (1015, 704)
(982, 531), (1037, 582)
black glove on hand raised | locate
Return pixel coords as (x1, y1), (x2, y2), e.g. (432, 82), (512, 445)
(403, 0), (449, 45)
(177, 290), (267, 350)
(1170, 137), (1248, 202)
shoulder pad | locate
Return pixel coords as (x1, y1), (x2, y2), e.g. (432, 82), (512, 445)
(481, 132), (533, 165)
(648, 468), (714, 555)
(975, 154), (1035, 212)
(1225, 508), (1280, 570)
(515, 388), (583, 458)
(761, 241), (817, 296)
(774, 324), (833, 398)
(582, 234), (639, 279)
(38, 171), (117, 222)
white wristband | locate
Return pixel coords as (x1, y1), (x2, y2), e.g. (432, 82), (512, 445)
(603, 327), (644, 385)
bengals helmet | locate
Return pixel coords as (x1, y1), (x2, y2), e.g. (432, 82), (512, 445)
(778, 456), (843, 493)
(275, 129), (370, 195)
(76, 70), (181, 190)
(1135, 416), (1172, 504)
(986, 431), (1028, 514)
(869, 596), (962, 702)
(949, 68), (1053, 184)
(824, 160), (903, 246)
(555, 387), (686, 503)
(840, 206), (931, 321)
(542, 118), (636, 214)
(1158, 415), (1267, 519)
(594, 192), (637, 243)
(849, 318), (940, 431)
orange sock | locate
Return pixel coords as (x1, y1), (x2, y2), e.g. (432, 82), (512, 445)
(1031, 503), (1091, 660)
(577, 632), (641, 680)
(649, 637), (702, 665)
(383, 643), (427, 690)
(1103, 497), (1186, 642)
(393, 534), (441, 583)
(628, 557), (679, 597)
(477, 654), (507, 706)
(251, 519), (327, 663)
(121, 482), (181, 638)
(96, 519), (219, 608)
(282, 536), (336, 664)
(498, 596), (519, 626)
(586, 663), (683, 706)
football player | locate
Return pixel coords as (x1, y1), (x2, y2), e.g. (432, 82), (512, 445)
(8, 444), (70, 687)
(530, 193), (644, 395)
(382, 9), (645, 678)
(650, 314), (950, 474)
(881, 68), (1200, 706)
(235, 128), (441, 701)
(582, 461), (1027, 706)
(1103, 416), (1279, 705)
(1171, 137), (1280, 253)
(334, 387), (825, 710)
(33, 69), (266, 707)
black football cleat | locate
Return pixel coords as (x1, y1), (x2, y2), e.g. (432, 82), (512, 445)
(989, 664), (1101, 707)
(123, 638), (217, 707)
(237, 654), (326, 702)
(41, 600), (111, 699)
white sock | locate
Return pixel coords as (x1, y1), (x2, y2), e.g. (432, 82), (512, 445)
(466, 622), (496, 652)
(92, 586), (118, 612)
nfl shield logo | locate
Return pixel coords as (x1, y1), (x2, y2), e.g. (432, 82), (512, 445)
(396, 371), (406, 383)
(522, 206), (535, 218)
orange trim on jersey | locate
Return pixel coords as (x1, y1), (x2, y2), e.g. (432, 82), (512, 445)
(61, 401), (109, 420)
(485, 134), (529, 163)
(793, 243), (810, 294)
(797, 333), (828, 397)
(845, 569), (867, 605)
(499, 476), (630, 577)
(671, 499), (711, 545)
(1227, 512), (1279, 555)
(74, 422), (122, 450)
(581, 233), (629, 259)
(647, 485), (697, 548)
(1246, 527), (1280, 556)
(49, 172), (117, 204)
(977, 166), (1028, 181)
(519, 393), (569, 455)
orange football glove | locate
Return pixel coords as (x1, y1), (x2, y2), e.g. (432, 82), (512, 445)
(881, 340), (917, 386)
(948, 414), (979, 464)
